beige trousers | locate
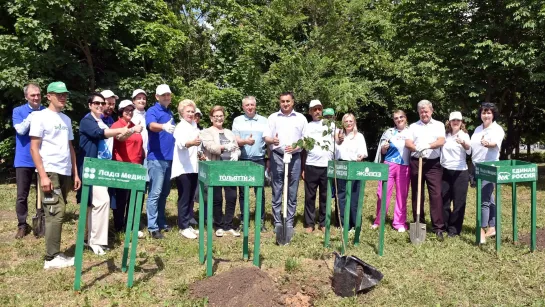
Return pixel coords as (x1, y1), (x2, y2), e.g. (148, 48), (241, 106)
(87, 186), (110, 246)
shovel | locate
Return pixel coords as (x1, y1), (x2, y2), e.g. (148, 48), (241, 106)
(409, 154), (426, 244)
(276, 152), (294, 245)
(32, 178), (45, 238)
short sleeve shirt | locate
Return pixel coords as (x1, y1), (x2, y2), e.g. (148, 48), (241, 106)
(264, 110), (307, 154)
(383, 128), (410, 166)
(470, 122), (505, 163)
(408, 118), (445, 159)
(304, 120), (333, 167)
(145, 102), (175, 161)
(232, 113), (268, 160)
(29, 108), (74, 176)
(13, 103), (44, 167)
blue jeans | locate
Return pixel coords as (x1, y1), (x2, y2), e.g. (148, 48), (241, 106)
(270, 151), (301, 227)
(146, 159), (172, 232)
(481, 180), (496, 228)
(337, 179), (361, 229)
(238, 159), (266, 221)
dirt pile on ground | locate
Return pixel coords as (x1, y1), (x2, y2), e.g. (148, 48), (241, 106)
(190, 266), (283, 307)
(518, 227), (545, 250)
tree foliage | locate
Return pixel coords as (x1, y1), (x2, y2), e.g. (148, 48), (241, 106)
(1, 0), (545, 171)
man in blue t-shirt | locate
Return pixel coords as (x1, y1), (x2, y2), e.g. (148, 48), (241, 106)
(145, 84), (175, 239)
(12, 83), (45, 239)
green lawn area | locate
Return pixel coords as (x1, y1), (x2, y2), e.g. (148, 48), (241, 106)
(0, 176), (544, 306)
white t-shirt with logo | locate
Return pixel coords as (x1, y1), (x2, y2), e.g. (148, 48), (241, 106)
(441, 131), (471, 170)
(470, 122), (505, 163)
(304, 120), (334, 167)
(29, 108), (74, 176)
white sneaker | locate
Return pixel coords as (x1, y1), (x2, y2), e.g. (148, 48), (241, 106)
(180, 228), (197, 239)
(44, 254), (75, 270)
(190, 227), (199, 235)
(371, 224), (379, 230)
(215, 229), (225, 237)
(138, 231), (144, 238)
(226, 229), (241, 237)
(397, 227), (406, 233)
(89, 244), (106, 256)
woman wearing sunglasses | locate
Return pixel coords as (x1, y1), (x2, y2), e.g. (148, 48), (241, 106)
(77, 93), (134, 255)
(440, 112), (471, 238)
(372, 110), (410, 232)
(470, 102), (504, 244)
(111, 100), (144, 234)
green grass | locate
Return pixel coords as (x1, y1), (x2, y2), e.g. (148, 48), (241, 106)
(0, 176), (545, 306)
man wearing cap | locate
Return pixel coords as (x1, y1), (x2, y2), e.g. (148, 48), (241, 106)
(100, 90), (119, 127)
(29, 81), (81, 269)
(12, 83), (45, 238)
(405, 99), (446, 240)
(145, 84), (176, 239)
(264, 91), (307, 232)
(232, 96), (268, 232)
(301, 100), (333, 233)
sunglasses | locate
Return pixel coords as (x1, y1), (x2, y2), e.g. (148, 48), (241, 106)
(92, 101), (107, 106)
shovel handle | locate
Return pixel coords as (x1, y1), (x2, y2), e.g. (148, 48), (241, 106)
(416, 156), (423, 217)
(37, 177), (42, 210)
(282, 161), (289, 218)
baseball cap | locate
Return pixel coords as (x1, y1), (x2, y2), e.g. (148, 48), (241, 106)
(323, 108), (335, 116)
(101, 90), (119, 99)
(195, 108), (202, 116)
(131, 89), (146, 99)
(156, 84), (171, 95)
(118, 100), (135, 110)
(47, 81), (69, 93)
(449, 111), (463, 121)
(309, 100), (322, 108)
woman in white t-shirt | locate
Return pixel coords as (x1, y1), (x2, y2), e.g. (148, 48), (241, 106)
(335, 113), (368, 230)
(440, 111), (471, 237)
(372, 110), (410, 232)
(470, 102), (505, 243)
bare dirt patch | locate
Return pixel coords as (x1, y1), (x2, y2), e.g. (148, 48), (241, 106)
(190, 266), (283, 307)
(518, 227), (545, 250)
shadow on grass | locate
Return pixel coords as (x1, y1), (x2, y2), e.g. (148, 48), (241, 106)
(212, 257), (232, 275)
(80, 257), (118, 291)
(133, 255), (165, 287)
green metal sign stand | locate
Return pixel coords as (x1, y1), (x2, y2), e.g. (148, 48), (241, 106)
(73, 157), (147, 290)
(323, 161), (389, 255)
(475, 160), (538, 252)
(198, 161), (265, 277)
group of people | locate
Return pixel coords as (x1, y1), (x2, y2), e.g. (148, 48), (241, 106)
(12, 81), (504, 270)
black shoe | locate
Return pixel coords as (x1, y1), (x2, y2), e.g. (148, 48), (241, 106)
(150, 230), (164, 239)
(261, 223), (268, 233)
(161, 225), (172, 232)
(435, 231), (444, 241)
(15, 225), (30, 239)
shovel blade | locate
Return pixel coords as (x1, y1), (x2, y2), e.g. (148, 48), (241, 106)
(409, 222), (426, 244)
(32, 212), (45, 238)
(275, 225), (294, 245)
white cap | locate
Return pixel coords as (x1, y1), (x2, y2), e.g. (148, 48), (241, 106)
(156, 84), (171, 95)
(118, 100), (135, 110)
(131, 89), (146, 99)
(449, 111), (463, 121)
(195, 107), (202, 116)
(101, 90), (119, 99)
(309, 99), (322, 108)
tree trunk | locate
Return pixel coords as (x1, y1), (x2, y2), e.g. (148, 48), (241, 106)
(78, 40), (95, 92)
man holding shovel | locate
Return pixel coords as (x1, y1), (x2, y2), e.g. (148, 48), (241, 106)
(405, 100), (446, 241)
(264, 92), (307, 244)
(13, 83), (45, 239)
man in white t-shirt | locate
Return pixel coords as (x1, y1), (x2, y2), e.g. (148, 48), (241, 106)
(405, 99), (446, 241)
(301, 100), (333, 233)
(29, 81), (81, 269)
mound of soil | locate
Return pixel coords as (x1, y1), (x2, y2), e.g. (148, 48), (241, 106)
(518, 227), (545, 250)
(190, 266), (282, 307)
